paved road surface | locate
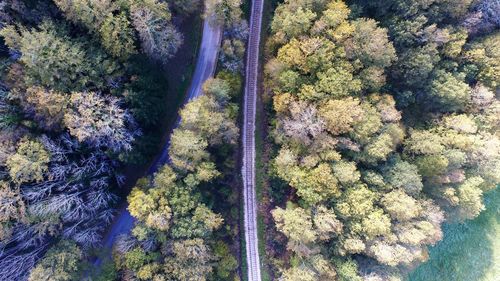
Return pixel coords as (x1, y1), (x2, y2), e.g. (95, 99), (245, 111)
(94, 17), (222, 266)
(242, 0), (264, 280)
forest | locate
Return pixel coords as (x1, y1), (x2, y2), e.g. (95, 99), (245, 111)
(262, 0), (499, 280)
(0, 0), (498, 280)
(0, 0), (246, 280)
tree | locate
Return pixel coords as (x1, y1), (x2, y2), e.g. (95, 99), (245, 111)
(28, 240), (82, 281)
(276, 37), (337, 75)
(381, 189), (422, 221)
(0, 182), (26, 224)
(359, 66), (387, 91)
(465, 32), (500, 89)
(264, 0), (500, 278)
(179, 95), (238, 145)
(164, 239), (215, 281)
(5, 22), (90, 92)
(319, 97), (363, 135)
(128, 185), (172, 232)
(311, 0), (351, 36)
(393, 44), (440, 87)
(24, 86), (68, 131)
(205, 0), (243, 27)
(99, 12), (137, 60)
(169, 129), (209, 172)
(52, 0), (115, 31)
(345, 18), (396, 68)
(349, 102), (383, 144)
(272, 205), (317, 256)
(168, 0), (201, 14)
(131, 4), (183, 63)
(334, 258), (363, 281)
(281, 254), (337, 281)
(455, 176), (485, 220)
(361, 208), (391, 238)
(277, 101), (326, 145)
(357, 124), (405, 163)
(7, 138), (50, 184)
(383, 160), (423, 196)
(202, 78), (232, 103)
(437, 0), (474, 19)
(332, 160), (360, 185)
(313, 206), (342, 240)
(193, 204), (224, 233)
(428, 70), (471, 111)
(279, 162), (340, 205)
(64, 92), (137, 152)
(213, 241), (238, 279)
(271, 6), (316, 41)
(336, 184), (377, 219)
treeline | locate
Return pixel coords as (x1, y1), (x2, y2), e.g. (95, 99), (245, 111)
(114, 76), (240, 281)
(0, 0), (186, 279)
(264, 0), (499, 280)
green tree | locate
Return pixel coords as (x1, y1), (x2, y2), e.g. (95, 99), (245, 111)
(164, 239), (215, 281)
(5, 22), (90, 92)
(179, 95), (238, 145)
(271, 6), (316, 41)
(24, 86), (68, 131)
(213, 241), (238, 279)
(456, 176), (485, 220)
(99, 12), (137, 60)
(394, 44), (440, 87)
(52, 0), (114, 31)
(28, 240), (82, 281)
(202, 78), (232, 103)
(428, 70), (471, 111)
(272, 204), (318, 255)
(7, 138), (50, 184)
(205, 0), (243, 27)
(169, 129), (209, 172)
(345, 18), (396, 68)
(318, 97), (363, 135)
(383, 160), (423, 196)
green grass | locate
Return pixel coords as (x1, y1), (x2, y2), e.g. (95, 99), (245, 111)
(254, 104), (272, 281)
(408, 187), (499, 281)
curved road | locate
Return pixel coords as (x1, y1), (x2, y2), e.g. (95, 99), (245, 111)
(95, 17), (222, 265)
(242, 0), (264, 280)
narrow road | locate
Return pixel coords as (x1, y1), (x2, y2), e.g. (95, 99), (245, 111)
(148, 18), (222, 174)
(95, 17), (222, 265)
(242, 0), (264, 280)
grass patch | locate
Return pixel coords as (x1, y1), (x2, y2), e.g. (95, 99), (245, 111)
(409, 187), (499, 281)
(254, 102), (272, 281)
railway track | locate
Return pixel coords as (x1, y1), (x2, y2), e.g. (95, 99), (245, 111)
(242, 0), (264, 280)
